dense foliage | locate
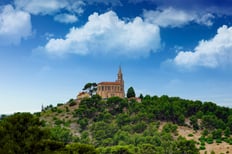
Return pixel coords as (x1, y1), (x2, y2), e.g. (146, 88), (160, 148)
(72, 95), (232, 152)
(126, 87), (136, 98)
(1, 94), (232, 153)
(0, 113), (97, 154)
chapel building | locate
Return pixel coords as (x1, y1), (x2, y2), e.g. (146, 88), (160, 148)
(97, 67), (125, 99)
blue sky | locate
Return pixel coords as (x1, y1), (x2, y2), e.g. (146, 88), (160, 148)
(1, 0), (232, 114)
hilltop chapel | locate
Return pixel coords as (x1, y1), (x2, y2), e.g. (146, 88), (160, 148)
(97, 67), (125, 99)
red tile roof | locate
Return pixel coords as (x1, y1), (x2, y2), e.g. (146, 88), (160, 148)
(98, 82), (121, 85)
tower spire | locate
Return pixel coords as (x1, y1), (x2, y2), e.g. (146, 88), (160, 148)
(117, 65), (123, 83)
(118, 65), (122, 75)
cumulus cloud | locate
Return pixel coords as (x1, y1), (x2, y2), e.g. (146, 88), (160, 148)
(0, 5), (32, 45)
(14, 0), (84, 15)
(43, 11), (160, 57)
(54, 13), (78, 23)
(143, 7), (214, 27)
(174, 25), (232, 68)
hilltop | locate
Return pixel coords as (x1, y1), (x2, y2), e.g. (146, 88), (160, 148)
(38, 95), (232, 154)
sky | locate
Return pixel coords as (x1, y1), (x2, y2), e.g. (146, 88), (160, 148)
(1, 0), (232, 114)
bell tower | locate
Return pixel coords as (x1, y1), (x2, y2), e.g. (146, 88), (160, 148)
(116, 66), (125, 97)
(117, 66), (123, 84)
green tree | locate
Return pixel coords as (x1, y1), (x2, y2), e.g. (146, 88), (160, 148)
(50, 126), (73, 143)
(174, 137), (199, 154)
(111, 145), (134, 154)
(201, 115), (225, 130)
(127, 87), (135, 98)
(78, 118), (88, 130)
(113, 131), (130, 145)
(0, 113), (54, 153)
(132, 121), (147, 133)
(139, 144), (160, 154)
(190, 115), (199, 130)
(80, 131), (91, 144)
(162, 123), (178, 134)
(139, 94), (144, 100)
(224, 127), (231, 137)
(106, 97), (125, 115)
(212, 129), (222, 139)
(116, 113), (131, 127)
(65, 143), (97, 154)
(83, 82), (97, 96)
(227, 115), (232, 131)
(90, 121), (117, 143)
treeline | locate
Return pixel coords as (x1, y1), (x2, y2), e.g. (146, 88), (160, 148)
(74, 95), (232, 132)
(42, 94), (231, 153)
(72, 95), (232, 151)
(1, 95), (232, 153)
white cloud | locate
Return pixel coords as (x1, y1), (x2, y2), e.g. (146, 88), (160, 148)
(174, 25), (232, 68)
(143, 7), (214, 27)
(86, 0), (121, 6)
(15, 0), (66, 15)
(196, 13), (214, 26)
(0, 5), (32, 45)
(14, 0), (84, 15)
(54, 13), (78, 23)
(43, 11), (160, 57)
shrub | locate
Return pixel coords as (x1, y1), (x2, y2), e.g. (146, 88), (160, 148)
(65, 106), (70, 112)
(132, 121), (147, 133)
(55, 119), (63, 126)
(212, 129), (222, 139)
(78, 118), (88, 130)
(69, 101), (77, 107)
(211, 151), (215, 154)
(216, 139), (222, 143)
(199, 136), (206, 142)
(57, 109), (63, 113)
(162, 123), (178, 134)
(199, 145), (205, 150)
(64, 121), (71, 127)
(229, 139), (232, 145)
(206, 137), (213, 144)
(188, 134), (194, 137)
(202, 129), (209, 136)
(51, 107), (57, 112)
(65, 143), (97, 154)
(57, 103), (63, 106)
(201, 142), (205, 146)
(68, 99), (77, 106)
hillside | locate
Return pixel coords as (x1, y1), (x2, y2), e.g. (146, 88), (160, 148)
(38, 95), (232, 154)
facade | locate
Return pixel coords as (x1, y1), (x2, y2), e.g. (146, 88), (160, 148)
(97, 67), (125, 99)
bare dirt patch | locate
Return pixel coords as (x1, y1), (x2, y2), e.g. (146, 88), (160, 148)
(177, 126), (232, 154)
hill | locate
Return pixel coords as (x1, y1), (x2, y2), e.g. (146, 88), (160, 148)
(0, 94), (231, 153)
(38, 95), (232, 154)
